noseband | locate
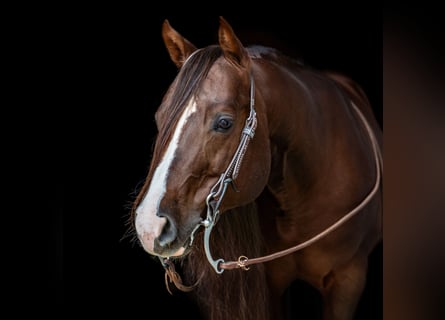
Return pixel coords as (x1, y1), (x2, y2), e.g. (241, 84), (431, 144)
(161, 71), (382, 291)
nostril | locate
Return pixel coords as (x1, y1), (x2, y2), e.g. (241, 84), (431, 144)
(157, 214), (177, 247)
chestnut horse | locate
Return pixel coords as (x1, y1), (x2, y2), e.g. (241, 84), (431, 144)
(131, 17), (382, 320)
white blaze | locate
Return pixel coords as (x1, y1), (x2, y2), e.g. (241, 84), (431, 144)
(135, 99), (197, 254)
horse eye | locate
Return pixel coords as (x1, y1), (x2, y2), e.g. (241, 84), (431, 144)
(214, 117), (233, 132)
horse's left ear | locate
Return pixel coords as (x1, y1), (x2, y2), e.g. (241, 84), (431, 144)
(218, 16), (250, 69)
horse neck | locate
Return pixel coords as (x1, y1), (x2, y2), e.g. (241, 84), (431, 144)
(254, 60), (378, 210)
(255, 61), (333, 164)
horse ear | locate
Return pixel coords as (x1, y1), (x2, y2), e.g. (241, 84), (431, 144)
(162, 19), (198, 68)
(218, 16), (250, 69)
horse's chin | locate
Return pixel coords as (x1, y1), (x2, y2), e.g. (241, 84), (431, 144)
(156, 238), (196, 259)
(155, 246), (193, 261)
(166, 246), (187, 257)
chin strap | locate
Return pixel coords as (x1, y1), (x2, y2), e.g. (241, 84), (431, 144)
(160, 257), (199, 295)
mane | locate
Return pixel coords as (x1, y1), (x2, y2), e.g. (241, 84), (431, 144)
(181, 203), (270, 320)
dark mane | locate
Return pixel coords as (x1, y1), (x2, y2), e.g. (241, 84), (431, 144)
(182, 203), (270, 320)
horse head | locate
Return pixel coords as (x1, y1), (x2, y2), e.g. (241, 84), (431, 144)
(133, 17), (270, 258)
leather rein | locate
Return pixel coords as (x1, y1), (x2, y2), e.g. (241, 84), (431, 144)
(161, 72), (382, 293)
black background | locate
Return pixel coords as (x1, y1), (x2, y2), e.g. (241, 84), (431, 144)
(33, 4), (381, 319)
